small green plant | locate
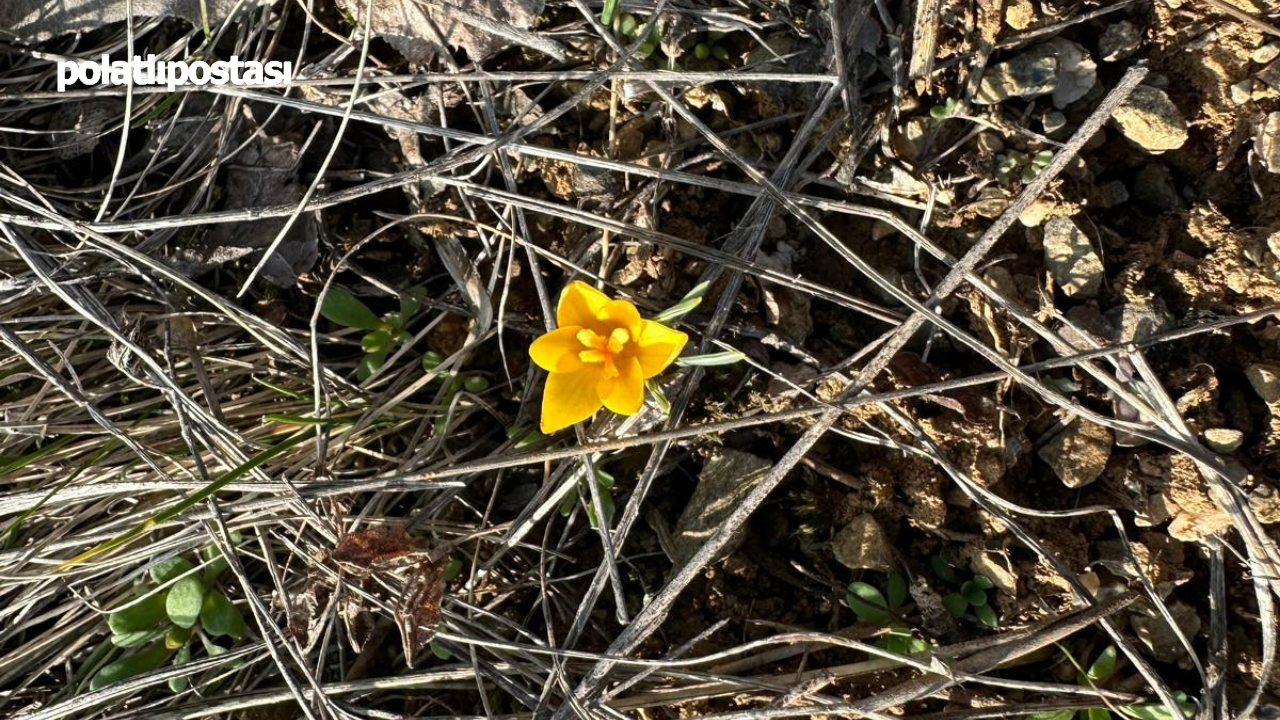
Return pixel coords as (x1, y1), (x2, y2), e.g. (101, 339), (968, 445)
(321, 286), (427, 381)
(693, 31), (732, 63)
(560, 466), (616, 528)
(995, 149), (1054, 185)
(1029, 645), (1196, 720)
(617, 13), (661, 58)
(84, 542), (246, 693)
(929, 97), (962, 120)
(845, 573), (931, 656)
(931, 556), (999, 628)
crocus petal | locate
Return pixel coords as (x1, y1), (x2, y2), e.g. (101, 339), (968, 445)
(632, 319), (688, 378)
(595, 299), (642, 337)
(597, 356), (644, 415)
(529, 326), (585, 373)
(541, 365), (604, 433)
(557, 281), (610, 330)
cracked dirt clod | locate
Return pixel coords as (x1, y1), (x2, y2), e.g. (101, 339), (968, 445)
(1111, 85), (1189, 153)
(1038, 419), (1113, 488)
(1043, 216), (1103, 298)
(1204, 428), (1245, 453)
(831, 514), (895, 572)
(1098, 21), (1141, 62)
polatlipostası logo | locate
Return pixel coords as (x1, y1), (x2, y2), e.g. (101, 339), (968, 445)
(57, 55), (293, 92)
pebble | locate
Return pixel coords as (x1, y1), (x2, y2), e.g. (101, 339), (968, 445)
(975, 132), (1005, 155)
(1111, 85), (1189, 152)
(831, 514), (896, 572)
(1043, 216), (1104, 297)
(1256, 59), (1280, 92)
(1232, 78), (1255, 106)
(1204, 428), (1245, 453)
(1107, 300), (1173, 343)
(1048, 38), (1097, 109)
(1039, 419), (1114, 488)
(671, 450), (772, 565)
(1246, 363), (1280, 403)
(1042, 110), (1067, 134)
(976, 44), (1059, 105)
(1254, 42), (1280, 65)
(1257, 112), (1280, 173)
(1132, 602), (1202, 670)
(891, 117), (930, 161)
(1004, 0), (1036, 30)
(1133, 164), (1180, 210)
(1099, 21), (1141, 62)
(1096, 180), (1130, 208)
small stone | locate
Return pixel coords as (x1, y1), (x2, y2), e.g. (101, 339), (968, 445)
(1042, 110), (1067, 134)
(891, 117), (931, 161)
(1133, 164), (1180, 210)
(1112, 85), (1188, 152)
(671, 450), (772, 565)
(1250, 484), (1280, 523)
(1257, 59), (1280, 92)
(976, 44), (1059, 105)
(1256, 112), (1280, 173)
(1246, 363), (1280, 403)
(1043, 216), (1103, 297)
(1096, 180), (1130, 208)
(1099, 21), (1141, 62)
(1107, 300), (1173, 343)
(1232, 79), (1255, 105)
(1204, 428), (1245, 453)
(1267, 231), (1280, 258)
(1254, 42), (1280, 65)
(975, 132), (1005, 155)
(1048, 38), (1097, 109)
(1039, 419), (1114, 488)
(831, 514), (896, 572)
(1132, 602), (1201, 669)
(965, 549), (1018, 595)
(1005, 0), (1036, 30)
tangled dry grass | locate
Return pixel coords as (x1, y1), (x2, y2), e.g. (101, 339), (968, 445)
(3, 0), (1280, 718)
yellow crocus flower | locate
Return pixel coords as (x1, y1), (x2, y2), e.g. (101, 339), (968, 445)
(530, 281), (688, 433)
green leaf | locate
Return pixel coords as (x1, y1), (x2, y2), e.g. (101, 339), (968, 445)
(422, 350), (445, 372)
(646, 378), (671, 413)
(108, 593), (167, 635)
(89, 642), (169, 691)
(595, 467), (615, 489)
(886, 573), (908, 610)
(200, 591), (246, 639)
(1119, 694), (1195, 720)
(651, 281), (710, 324)
(399, 289), (424, 320)
(442, 557), (464, 583)
(463, 375), (490, 393)
(931, 556), (960, 584)
(362, 329), (394, 354)
(846, 582), (891, 624)
(675, 350), (745, 367)
(165, 624), (192, 650)
(974, 603), (999, 628)
(942, 592), (968, 618)
(357, 352), (387, 382)
(602, 0), (622, 27)
(1087, 645), (1118, 683)
(150, 557), (195, 585)
(165, 577), (205, 629)
(430, 639), (452, 660)
(618, 13), (637, 35)
(168, 641), (191, 693)
(111, 629), (165, 648)
(559, 486), (579, 517)
(1086, 709), (1112, 720)
(321, 287), (383, 331)
(964, 584), (988, 607)
(971, 574), (994, 590)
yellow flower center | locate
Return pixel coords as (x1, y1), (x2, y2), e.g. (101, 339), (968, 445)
(576, 327), (630, 379)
